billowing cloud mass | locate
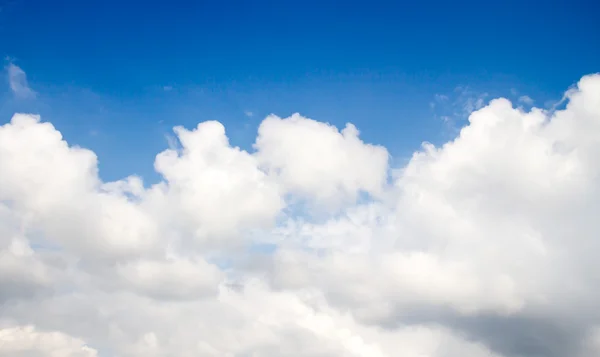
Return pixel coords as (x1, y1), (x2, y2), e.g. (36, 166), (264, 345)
(0, 74), (599, 356)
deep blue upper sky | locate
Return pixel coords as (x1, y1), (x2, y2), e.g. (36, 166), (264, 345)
(1, 0), (599, 182)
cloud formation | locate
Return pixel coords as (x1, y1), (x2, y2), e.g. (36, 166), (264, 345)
(1, 74), (600, 356)
(5, 63), (36, 99)
(431, 86), (489, 128)
(518, 95), (534, 105)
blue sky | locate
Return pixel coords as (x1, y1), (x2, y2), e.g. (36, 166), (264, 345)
(1, 0), (599, 182)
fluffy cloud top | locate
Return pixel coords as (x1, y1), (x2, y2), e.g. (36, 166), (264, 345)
(0, 74), (599, 356)
(153, 121), (284, 245)
(255, 114), (389, 207)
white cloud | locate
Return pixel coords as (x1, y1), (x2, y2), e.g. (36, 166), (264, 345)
(254, 113), (389, 207)
(6, 63), (36, 99)
(113, 257), (223, 300)
(244, 110), (254, 117)
(153, 121), (284, 245)
(0, 326), (98, 357)
(0, 73), (599, 356)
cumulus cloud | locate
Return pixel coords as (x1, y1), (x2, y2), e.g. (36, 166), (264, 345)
(5, 63), (36, 99)
(154, 121), (284, 245)
(0, 74), (599, 356)
(254, 113), (389, 207)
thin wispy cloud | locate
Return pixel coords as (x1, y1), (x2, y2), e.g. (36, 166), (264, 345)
(6, 63), (36, 99)
(165, 133), (180, 150)
(434, 93), (449, 102)
(518, 95), (534, 105)
(244, 110), (254, 117)
(510, 89), (535, 106)
(431, 85), (489, 132)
